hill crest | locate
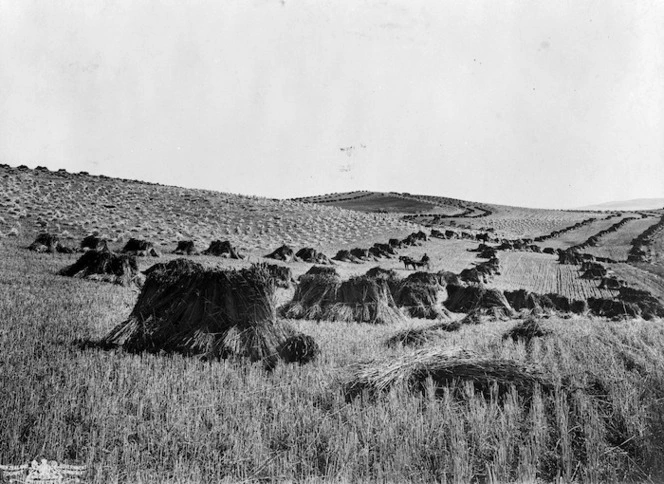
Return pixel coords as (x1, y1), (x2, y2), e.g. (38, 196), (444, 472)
(577, 198), (664, 212)
(0, 164), (416, 253)
(3, 164), (651, 244)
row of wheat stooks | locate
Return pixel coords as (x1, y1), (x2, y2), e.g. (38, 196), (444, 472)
(29, 222), (664, 370)
(66, 252), (664, 374)
(27, 234), (244, 259)
(37, 226), (664, 318)
(28, 229), (433, 263)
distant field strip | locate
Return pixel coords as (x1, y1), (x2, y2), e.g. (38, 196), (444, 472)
(653, 230), (664, 265)
(295, 190), (605, 239)
(316, 193), (437, 213)
(611, 263), (664, 304)
(491, 252), (615, 300)
(316, 193), (462, 215)
(584, 217), (660, 261)
(540, 216), (626, 250)
(460, 211), (599, 238)
(632, 215), (664, 265)
(403, 195), (491, 218)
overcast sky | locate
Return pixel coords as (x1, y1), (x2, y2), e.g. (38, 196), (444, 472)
(1, 0), (662, 208)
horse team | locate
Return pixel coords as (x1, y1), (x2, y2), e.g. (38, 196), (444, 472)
(399, 254), (431, 271)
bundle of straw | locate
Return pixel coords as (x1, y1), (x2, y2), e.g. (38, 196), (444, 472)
(342, 346), (553, 400)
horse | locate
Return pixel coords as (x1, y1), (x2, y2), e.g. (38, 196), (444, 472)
(399, 256), (416, 270)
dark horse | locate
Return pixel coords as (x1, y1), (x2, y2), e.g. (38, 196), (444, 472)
(399, 255), (431, 270)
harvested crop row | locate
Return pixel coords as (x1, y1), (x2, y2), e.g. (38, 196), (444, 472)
(463, 209), (600, 238)
(541, 216), (625, 251)
(584, 217), (660, 261)
(568, 216), (639, 252)
(491, 252), (615, 300)
(627, 213), (664, 263)
(610, 263), (664, 304)
(534, 216), (601, 241)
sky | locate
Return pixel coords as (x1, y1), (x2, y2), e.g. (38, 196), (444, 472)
(1, 0), (663, 209)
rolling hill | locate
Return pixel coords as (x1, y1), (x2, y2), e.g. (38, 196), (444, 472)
(294, 190), (613, 238)
(577, 198), (664, 211)
(2, 163), (664, 483)
(0, 164), (621, 249)
(0, 165), (418, 254)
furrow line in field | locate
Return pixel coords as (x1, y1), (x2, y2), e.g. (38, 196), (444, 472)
(543, 258), (554, 294)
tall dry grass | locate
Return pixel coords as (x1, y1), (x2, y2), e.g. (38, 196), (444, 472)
(2, 239), (664, 483)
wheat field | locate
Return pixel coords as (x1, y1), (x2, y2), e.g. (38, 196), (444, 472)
(583, 217), (660, 261)
(2, 166), (664, 483)
(491, 252), (616, 300)
(0, 166), (417, 255)
(2, 244), (664, 483)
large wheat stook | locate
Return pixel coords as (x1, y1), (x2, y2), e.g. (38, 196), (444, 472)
(101, 261), (316, 365)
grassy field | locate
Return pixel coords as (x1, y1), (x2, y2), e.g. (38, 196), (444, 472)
(3, 166), (664, 483)
(3, 241), (664, 483)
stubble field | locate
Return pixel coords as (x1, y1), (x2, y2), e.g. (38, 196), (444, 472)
(584, 217), (662, 261)
(490, 252), (616, 300)
(2, 165), (664, 483)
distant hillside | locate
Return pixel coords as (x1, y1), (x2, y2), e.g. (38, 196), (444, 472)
(294, 191), (611, 238)
(577, 198), (664, 212)
(292, 191), (479, 216)
(1, 165), (639, 246)
(0, 164), (416, 253)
